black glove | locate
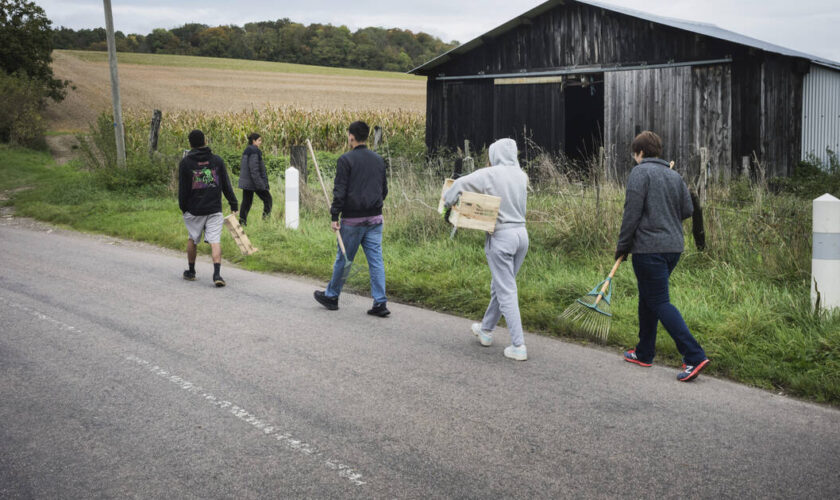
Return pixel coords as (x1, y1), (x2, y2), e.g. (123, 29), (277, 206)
(443, 207), (452, 224)
(614, 249), (629, 261)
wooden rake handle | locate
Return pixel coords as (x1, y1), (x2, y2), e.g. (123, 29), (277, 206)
(593, 255), (624, 306)
(306, 139), (348, 258)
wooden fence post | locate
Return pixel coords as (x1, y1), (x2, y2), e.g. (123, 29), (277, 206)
(463, 139), (474, 172)
(290, 145), (307, 182)
(148, 109), (161, 157)
(700, 147), (708, 205)
(373, 126), (383, 151)
(596, 146), (605, 217)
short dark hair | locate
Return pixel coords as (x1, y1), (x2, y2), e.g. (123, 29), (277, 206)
(631, 131), (663, 158)
(188, 129), (205, 149)
(248, 132), (261, 144)
(348, 121), (369, 142)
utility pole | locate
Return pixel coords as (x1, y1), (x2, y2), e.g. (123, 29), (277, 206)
(103, 0), (126, 168)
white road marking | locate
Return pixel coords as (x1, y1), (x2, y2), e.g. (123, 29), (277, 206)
(125, 355), (367, 486)
(0, 296), (367, 486)
(0, 295), (82, 334)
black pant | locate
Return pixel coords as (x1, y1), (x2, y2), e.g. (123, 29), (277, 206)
(240, 189), (272, 224)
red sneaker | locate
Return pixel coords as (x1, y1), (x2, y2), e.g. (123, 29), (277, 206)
(624, 349), (652, 367)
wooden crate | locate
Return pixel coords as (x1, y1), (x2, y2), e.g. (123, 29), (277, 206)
(437, 178), (455, 214)
(223, 215), (258, 255)
(438, 179), (501, 233)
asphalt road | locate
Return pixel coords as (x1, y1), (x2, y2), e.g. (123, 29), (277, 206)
(1, 221), (838, 499)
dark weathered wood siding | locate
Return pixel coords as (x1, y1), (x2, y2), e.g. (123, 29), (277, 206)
(421, 0), (808, 178)
(604, 65), (731, 181)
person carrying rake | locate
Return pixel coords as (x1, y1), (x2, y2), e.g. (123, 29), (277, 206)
(616, 131), (710, 381)
(443, 138), (530, 361)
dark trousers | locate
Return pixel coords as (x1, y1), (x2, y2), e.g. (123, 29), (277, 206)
(240, 189), (272, 224)
(632, 253), (706, 365)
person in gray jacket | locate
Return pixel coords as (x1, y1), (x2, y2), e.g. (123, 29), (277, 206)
(616, 131), (710, 382)
(238, 132), (272, 226)
(443, 138), (530, 361)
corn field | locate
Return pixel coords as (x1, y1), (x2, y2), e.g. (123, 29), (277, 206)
(122, 106), (426, 156)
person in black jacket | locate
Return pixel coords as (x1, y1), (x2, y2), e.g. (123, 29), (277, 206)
(238, 132), (272, 226)
(313, 121), (390, 316)
(178, 129), (239, 287)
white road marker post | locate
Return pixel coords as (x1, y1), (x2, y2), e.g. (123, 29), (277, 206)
(285, 167), (300, 229)
(812, 193), (840, 313)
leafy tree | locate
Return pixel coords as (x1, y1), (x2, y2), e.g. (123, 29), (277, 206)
(146, 27), (180, 54)
(49, 17), (459, 73)
(0, 0), (67, 101)
(170, 23), (207, 53)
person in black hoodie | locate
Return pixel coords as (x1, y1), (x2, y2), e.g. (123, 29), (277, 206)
(238, 132), (272, 226)
(178, 129), (239, 287)
(313, 121), (390, 316)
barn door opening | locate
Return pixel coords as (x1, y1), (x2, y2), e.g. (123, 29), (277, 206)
(563, 75), (604, 162)
(493, 79), (565, 161)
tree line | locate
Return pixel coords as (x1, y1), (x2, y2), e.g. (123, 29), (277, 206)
(53, 19), (458, 72)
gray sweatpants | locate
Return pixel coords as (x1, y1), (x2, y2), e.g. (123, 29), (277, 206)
(481, 227), (529, 347)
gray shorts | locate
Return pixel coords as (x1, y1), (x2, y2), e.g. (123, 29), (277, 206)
(183, 212), (223, 244)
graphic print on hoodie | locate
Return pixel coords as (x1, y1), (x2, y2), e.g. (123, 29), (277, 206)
(192, 162), (219, 189)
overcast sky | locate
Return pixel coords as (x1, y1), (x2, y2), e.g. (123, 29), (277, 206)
(38, 0), (840, 62)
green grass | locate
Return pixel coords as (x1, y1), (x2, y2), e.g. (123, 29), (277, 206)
(57, 49), (423, 80)
(2, 143), (839, 405)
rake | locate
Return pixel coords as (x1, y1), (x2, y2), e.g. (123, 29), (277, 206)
(306, 139), (353, 286)
(558, 256), (624, 341)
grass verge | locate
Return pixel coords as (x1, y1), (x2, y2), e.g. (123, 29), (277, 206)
(2, 144), (839, 404)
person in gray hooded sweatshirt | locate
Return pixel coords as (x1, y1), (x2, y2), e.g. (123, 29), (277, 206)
(443, 138), (530, 361)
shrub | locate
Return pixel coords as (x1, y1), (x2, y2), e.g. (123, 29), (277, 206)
(769, 151), (840, 199)
(77, 112), (175, 192)
(0, 71), (47, 147)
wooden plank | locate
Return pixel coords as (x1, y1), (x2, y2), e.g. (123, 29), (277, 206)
(494, 76), (565, 85)
(223, 215), (258, 255)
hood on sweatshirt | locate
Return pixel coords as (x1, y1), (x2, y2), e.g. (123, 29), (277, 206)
(489, 138), (519, 168)
(187, 146), (213, 161)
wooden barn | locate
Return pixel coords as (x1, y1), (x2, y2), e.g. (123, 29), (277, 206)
(410, 0), (840, 180)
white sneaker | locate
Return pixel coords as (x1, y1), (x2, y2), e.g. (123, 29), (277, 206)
(504, 344), (528, 361)
(471, 323), (493, 346)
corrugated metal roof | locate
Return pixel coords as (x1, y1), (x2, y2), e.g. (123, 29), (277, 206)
(409, 0), (840, 74)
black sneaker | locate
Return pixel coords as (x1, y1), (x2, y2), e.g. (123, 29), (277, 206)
(367, 302), (390, 317)
(314, 290), (338, 310)
(213, 273), (226, 287)
(183, 269), (196, 281)
(239, 219), (247, 227)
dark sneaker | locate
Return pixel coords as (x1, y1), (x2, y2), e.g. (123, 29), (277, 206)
(213, 273), (226, 287)
(239, 219), (247, 227)
(367, 302), (390, 317)
(183, 269), (196, 281)
(677, 359), (710, 382)
(314, 290), (338, 310)
(624, 349), (652, 367)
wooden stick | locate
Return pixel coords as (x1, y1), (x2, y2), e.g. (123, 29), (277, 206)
(593, 256), (624, 306)
(306, 139), (348, 257)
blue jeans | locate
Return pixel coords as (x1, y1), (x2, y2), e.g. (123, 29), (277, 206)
(632, 253), (706, 365)
(325, 223), (386, 304)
